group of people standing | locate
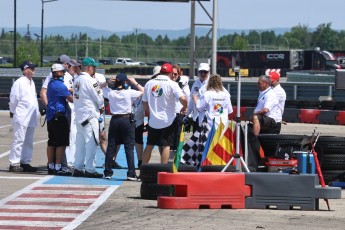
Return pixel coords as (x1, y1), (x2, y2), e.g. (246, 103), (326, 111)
(8, 57), (286, 177)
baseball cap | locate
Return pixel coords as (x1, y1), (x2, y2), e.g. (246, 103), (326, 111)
(70, 59), (81, 67)
(160, 63), (173, 73)
(51, 63), (65, 72)
(19, 61), (37, 71)
(152, 66), (161, 76)
(82, 57), (100, 67)
(198, 63), (210, 72)
(58, 54), (72, 65)
(269, 71), (280, 81)
(116, 73), (128, 83)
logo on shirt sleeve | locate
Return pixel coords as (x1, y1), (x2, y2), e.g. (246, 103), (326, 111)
(151, 85), (163, 98)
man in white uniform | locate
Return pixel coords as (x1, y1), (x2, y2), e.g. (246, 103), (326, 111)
(8, 61), (39, 172)
(73, 57), (104, 178)
(251, 75), (280, 136)
(269, 71), (286, 134)
(142, 63), (187, 164)
(187, 63), (210, 133)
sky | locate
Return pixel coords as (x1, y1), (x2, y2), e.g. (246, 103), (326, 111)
(1, 0), (345, 32)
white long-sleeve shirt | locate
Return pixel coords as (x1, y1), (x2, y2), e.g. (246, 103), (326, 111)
(9, 75), (39, 127)
(73, 72), (104, 124)
(272, 84), (286, 122)
(187, 77), (209, 122)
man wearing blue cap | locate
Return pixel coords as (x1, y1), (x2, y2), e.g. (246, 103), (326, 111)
(73, 57), (104, 178)
(8, 61), (39, 172)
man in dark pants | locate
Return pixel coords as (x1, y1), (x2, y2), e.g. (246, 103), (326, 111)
(46, 64), (73, 175)
(103, 73), (144, 180)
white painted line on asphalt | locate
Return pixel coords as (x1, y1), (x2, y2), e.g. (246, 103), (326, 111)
(0, 125), (11, 129)
(0, 176), (53, 206)
(0, 176), (43, 180)
(63, 185), (119, 230)
(0, 139), (48, 159)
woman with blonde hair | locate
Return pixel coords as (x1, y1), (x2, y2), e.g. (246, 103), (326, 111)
(193, 74), (233, 129)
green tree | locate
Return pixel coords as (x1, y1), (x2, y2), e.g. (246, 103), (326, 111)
(232, 36), (249, 50)
(311, 23), (338, 50)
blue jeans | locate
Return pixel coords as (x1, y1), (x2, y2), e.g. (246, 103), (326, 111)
(104, 116), (136, 177)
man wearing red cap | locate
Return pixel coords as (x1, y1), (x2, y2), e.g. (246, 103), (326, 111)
(269, 71), (286, 133)
(142, 63), (188, 164)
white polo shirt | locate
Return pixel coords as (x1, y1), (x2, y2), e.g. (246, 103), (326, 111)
(272, 84), (286, 122)
(73, 72), (104, 124)
(9, 76), (39, 127)
(142, 75), (184, 129)
(196, 89), (233, 128)
(103, 87), (143, 115)
(175, 75), (190, 113)
(187, 76), (209, 122)
(254, 87), (280, 122)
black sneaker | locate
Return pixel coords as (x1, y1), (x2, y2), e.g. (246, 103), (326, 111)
(9, 165), (23, 172)
(73, 169), (85, 177)
(85, 171), (103, 178)
(56, 169), (72, 176)
(48, 168), (55, 175)
(112, 161), (123, 169)
(20, 163), (37, 172)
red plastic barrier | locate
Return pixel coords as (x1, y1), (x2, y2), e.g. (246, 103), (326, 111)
(228, 106), (247, 120)
(336, 111), (345, 125)
(298, 109), (320, 124)
(157, 172), (251, 209)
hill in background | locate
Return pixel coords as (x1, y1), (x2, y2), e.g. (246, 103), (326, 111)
(2, 26), (292, 39)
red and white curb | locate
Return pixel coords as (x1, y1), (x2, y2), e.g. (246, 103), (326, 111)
(0, 176), (119, 229)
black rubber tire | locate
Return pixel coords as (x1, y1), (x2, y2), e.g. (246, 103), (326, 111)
(321, 154), (345, 170)
(257, 134), (306, 156)
(140, 182), (173, 200)
(140, 163), (197, 183)
(322, 170), (345, 185)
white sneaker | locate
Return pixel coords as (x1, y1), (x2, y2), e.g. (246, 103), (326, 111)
(105, 175), (112, 180)
(126, 176), (139, 181)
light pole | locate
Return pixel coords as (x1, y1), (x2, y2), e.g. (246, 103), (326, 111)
(13, 0), (17, 67)
(41, 0), (58, 67)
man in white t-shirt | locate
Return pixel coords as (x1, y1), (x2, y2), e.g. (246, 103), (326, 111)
(187, 63), (210, 133)
(269, 71), (286, 134)
(142, 63), (187, 164)
(250, 75), (279, 136)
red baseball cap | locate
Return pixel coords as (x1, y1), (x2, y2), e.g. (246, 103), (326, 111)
(269, 71), (280, 81)
(160, 63), (173, 73)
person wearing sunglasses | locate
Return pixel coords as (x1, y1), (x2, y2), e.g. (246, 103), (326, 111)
(9, 61), (39, 172)
(187, 63), (210, 133)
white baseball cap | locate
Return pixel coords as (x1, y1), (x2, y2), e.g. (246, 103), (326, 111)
(51, 63), (65, 72)
(198, 63), (210, 72)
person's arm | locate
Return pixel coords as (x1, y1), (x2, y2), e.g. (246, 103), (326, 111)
(179, 95), (187, 114)
(142, 101), (149, 118)
(40, 87), (48, 108)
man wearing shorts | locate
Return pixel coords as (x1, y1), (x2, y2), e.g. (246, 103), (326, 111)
(142, 63), (187, 164)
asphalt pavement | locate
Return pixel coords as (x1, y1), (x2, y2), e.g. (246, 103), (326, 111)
(0, 111), (344, 229)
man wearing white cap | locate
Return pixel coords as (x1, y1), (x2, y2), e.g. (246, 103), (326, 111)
(187, 63), (210, 133)
(46, 64), (73, 175)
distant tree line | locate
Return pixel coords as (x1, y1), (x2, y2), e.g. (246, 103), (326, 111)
(1, 22), (345, 66)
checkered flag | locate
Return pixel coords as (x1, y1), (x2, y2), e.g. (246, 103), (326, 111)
(181, 120), (210, 168)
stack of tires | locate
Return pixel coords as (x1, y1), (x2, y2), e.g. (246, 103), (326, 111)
(315, 136), (345, 184)
(257, 134), (345, 184)
(140, 163), (197, 200)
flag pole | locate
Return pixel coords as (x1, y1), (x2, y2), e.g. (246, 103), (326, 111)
(222, 67), (250, 172)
